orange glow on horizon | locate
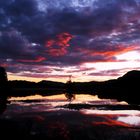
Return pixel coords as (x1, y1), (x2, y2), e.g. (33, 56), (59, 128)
(8, 73), (67, 83)
(8, 72), (114, 83)
(78, 45), (137, 58)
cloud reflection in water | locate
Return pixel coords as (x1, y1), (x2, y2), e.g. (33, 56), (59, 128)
(6, 94), (140, 128)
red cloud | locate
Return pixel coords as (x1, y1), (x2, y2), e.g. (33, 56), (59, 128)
(18, 56), (46, 63)
(57, 32), (73, 47)
(78, 45), (137, 58)
(46, 40), (55, 48)
(96, 45), (135, 56)
(0, 63), (8, 67)
(45, 32), (73, 56)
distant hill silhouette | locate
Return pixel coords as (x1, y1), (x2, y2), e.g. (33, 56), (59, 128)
(94, 70), (140, 105)
(56, 70), (140, 105)
(9, 80), (65, 89)
(7, 80), (65, 96)
(0, 66), (140, 105)
(38, 80), (65, 89)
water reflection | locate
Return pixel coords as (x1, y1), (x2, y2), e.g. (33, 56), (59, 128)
(0, 98), (7, 114)
(0, 95), (11, 114)
(8, 94), (132, 115)
(1, 93), (140, 140)
(64, 92), (75, 102)
(118, 115), (140, 126)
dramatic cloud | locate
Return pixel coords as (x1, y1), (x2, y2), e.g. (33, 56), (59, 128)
(0, 0), (140, 81)
(45, 32), (73, 56)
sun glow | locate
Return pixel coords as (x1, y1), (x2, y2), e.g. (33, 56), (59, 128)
(116, 51), (140, 61)
(84, 61), (140, 71)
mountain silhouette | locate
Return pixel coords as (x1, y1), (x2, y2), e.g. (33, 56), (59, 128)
(0, 66), (140, 105)
(118, 70), (140, 81)
(95, 70), (140, 105)
(6, 70), (140, 104)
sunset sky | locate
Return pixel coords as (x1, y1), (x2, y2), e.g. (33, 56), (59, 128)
(0, 0), (140, 82)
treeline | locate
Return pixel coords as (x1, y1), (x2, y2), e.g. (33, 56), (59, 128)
(51, 70), (140, 104)
(8, 80), (65, 89)
(68, 70), (140, 104)
(1, 69), (140, 104)
(5, 80), (65, 97)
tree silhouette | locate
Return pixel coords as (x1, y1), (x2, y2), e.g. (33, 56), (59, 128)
(0, 67), (9, 114)
(65, 75), (75, 102)
(65, 92), (75, 102)
(0, 66), (8, 85)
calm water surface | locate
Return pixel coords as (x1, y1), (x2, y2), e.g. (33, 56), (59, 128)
(0, 94), (140, 140)
(6, 94), (140, 127)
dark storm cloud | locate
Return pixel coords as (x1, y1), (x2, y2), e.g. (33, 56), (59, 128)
(0, 29), (33, 59)
(48, 2), (122, 36)
(0, 0), (127, 43)
(1, 0), (140, 77)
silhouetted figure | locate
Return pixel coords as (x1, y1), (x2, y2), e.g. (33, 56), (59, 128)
(0, 67), (9, 114)
(65, 75), (75, 102)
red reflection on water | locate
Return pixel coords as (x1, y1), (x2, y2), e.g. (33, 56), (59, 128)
(93, 118), (130, 127)
(81, 111), (132, 127)
(47, 121), (70, 140)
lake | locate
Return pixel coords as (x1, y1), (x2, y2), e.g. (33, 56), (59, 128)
(0, 94), (140, 140)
